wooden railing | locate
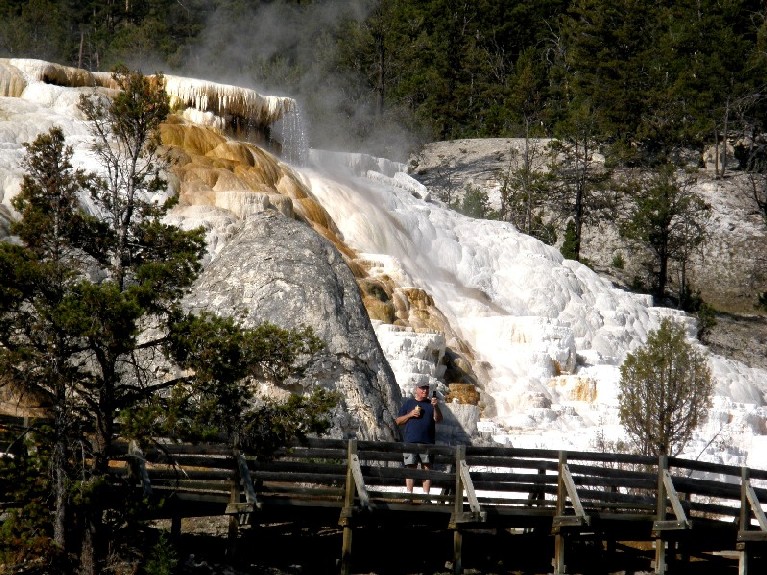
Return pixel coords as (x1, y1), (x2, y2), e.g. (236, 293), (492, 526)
(105, 437), (767, 574)
(3, 417), (767, 574)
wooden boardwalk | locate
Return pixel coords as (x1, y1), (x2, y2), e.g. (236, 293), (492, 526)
(102, 437), (767, 575)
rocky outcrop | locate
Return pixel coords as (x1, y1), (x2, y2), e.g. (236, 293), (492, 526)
(703, 142), (738, 172)
(181, 211), (402, 441)
(410, 138), (767, 314)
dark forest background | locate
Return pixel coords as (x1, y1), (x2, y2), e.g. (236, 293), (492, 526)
(2, 0), (766, 165)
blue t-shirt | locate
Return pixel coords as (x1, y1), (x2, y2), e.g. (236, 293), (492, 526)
(398, 397), (436, 444)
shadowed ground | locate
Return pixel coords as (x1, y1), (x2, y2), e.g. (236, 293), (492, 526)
(164, 517), (754, 575)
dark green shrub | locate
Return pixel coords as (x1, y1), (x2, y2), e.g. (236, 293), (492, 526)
(560, 220), (578, 260)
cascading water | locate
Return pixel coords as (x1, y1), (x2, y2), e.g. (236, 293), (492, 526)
(274, 102), (309, 167)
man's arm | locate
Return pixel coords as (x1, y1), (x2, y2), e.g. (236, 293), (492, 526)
(432, 397), (443, 423)
(395, 412), (411, 426)
(396, 406), (419, 426)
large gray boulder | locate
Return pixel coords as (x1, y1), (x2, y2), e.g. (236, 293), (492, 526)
(183, 210), (402, 441)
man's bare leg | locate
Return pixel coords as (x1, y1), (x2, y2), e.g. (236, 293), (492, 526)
(422, 463), (431, 495)
(405, 464), (416, 494)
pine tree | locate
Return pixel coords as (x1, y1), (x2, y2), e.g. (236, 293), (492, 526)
(458, 184), (492, 219)
(0, 69), (204, 574)
(618, 317), (713, 457)
(549, 99), (612, 260)
(496, 146), (554, 242)
(619, 165), (711, 302)
(0, 126), (105, 570)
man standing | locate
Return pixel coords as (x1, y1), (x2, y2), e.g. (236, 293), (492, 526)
(395, 383), (443, 498)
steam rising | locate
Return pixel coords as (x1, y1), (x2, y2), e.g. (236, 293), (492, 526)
(174, 1), (419, 161)
(5, 3), (424, 161)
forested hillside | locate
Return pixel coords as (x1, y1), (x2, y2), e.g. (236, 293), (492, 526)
(2, 0), (766, 166)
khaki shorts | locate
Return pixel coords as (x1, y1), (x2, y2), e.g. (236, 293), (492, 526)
(403, 452), (431, 465)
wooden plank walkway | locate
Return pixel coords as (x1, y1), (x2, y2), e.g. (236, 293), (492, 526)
(102, 437), (767, 575)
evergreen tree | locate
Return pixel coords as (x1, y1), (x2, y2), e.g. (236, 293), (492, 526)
(619, 165), (711, 302)
(0, 425), (62, 570)
(458, 184), (492, 219)
(496, 143), (553, 240)
(125, 312), (332, 455)
(618, 317), (713, 457)
(558, 0), (660, 163)
(0, 0), (70, 61)
(0, 126), (105, 570)
(0, 69), (206, 573)
(549, 100), (612, 260)
(2, 0), (767, 164)
(495, 47), (557, 240)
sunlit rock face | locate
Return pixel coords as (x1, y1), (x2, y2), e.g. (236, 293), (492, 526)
(371, 321), (480, 444)
(0, 60), (100, 235)
(180, 212), (402, 441)
(2, 58), (105, 91)
(0, 60), (27, 97)
(163, 75), (294, 127)
(374, 323), (445, 395)
(162, 75), (296, 155)
(162, 122), (298, 217)
(299, 157), (649, 418)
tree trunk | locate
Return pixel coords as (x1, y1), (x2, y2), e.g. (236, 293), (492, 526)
(658, 244), (669, 300)
(679, 261), (688, 305)
(52, 358), (69, 551)
(713, 127), (721, 179)
(523, 118), (532, 233)
(720, 96), (731, 179)
(52, 437), (67, 549)
(78, 30), (84, 69)
(79, 519), (96, 575)
(376, 33), (385, 118)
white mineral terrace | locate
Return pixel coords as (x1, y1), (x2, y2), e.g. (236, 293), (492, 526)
(0, 59), (295, 128)
(2, 58), (99, 90)
(163, 75), (295, 127)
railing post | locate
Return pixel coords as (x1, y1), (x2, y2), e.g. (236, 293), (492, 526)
(170, 514), (181, 543)
(740, 466), (750, 531)
(739, 466), (751, 575)
(339, 438), (357, 575)
(226, 449), (242, 560)
(453, 444), (465, 575)
(553, 450), (567, 574)
(654, 455), (668, 575)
